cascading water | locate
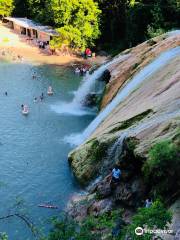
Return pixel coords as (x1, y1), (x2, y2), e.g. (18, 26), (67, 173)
(101, 132), (128, 175)
(72, 54), (129, 107)
(66, 46), (180, 145)
(51, 54), (130, 116)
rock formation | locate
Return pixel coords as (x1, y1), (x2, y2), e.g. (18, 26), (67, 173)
(67, 32), (180, 237)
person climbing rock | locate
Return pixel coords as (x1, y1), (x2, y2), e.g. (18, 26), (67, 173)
(111, 165), (121, 184)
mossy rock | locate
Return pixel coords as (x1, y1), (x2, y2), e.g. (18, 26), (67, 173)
(109, 109), (153, 134)
(68, 137), (112, 185)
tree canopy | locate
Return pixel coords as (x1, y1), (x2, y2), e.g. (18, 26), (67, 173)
(8, 0), (180, 51)
(49, 0), (101, 49)
(0, 0), (14, 17)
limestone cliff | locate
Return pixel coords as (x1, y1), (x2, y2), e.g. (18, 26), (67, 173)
(67, 32), (180, 239)
(69, 32), (180, 185)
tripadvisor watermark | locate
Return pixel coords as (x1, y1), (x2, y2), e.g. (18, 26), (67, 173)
(135, 227), (173, 236)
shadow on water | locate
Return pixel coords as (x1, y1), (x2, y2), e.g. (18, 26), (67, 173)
(0, 61), (95, 239)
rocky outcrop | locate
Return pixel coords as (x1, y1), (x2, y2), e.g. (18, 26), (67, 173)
(101, 32), (180, 108)
(68, 32), (180, 222)
(69, 33), (180, 185)
(68, 137), (115, 185)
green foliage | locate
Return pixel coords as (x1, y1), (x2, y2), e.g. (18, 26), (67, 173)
(0, 233), (8, 240)
(142, 140), (179, 179)
(0, 0), (14, 17)
(12, 0), (180, 52)
(49, 0), (101, 49)
(43, 210), (120, 240)
(27, 0), (52, 24)
(147, 2), (165, 38)
(119, 200), (172, 240)
(147, 25), (165, 38)
(109, 109), (152, 133)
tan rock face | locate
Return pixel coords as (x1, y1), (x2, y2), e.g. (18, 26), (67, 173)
(101, 33), (180, 108)
(69, 32), (180, 185)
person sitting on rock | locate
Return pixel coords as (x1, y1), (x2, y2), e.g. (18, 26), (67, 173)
(111, 165), (121, 184)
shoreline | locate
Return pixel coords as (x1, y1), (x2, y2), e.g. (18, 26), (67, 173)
(0, 24), (107, 67)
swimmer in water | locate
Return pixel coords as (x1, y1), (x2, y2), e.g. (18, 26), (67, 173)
(5, 92), (8, 96)
(34, 97), (38, 103)
(21, 104), (24, 109)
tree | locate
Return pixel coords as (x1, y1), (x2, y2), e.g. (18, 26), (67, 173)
(26, 0), (53, 24)
(119, 200), (172, 240)
(49, 0), (101, 50)
(0, 0), (14, 17)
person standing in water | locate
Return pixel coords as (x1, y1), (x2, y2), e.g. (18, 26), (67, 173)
(40, 93), (44, 101)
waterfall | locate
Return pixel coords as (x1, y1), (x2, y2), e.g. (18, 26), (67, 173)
(108, 132), (128, 163)
(102, 132), (128, 174)
(66, 46), (180, 145)
(72, 54), (130, 107)
(51, 53), (130, 116)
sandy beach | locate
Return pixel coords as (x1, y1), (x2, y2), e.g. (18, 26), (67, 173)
(0, 23), (107, 66)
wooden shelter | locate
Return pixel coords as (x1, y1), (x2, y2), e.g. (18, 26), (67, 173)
(3, 17), (59, 43)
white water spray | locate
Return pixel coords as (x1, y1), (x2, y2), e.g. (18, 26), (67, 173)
(72, 54), (130, 107)
(66, 46), (180, 145)
(101, 132), (128, 174)
(51, 54), (130, 116)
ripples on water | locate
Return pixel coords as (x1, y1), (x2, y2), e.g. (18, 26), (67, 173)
(0, 61), (95, 239)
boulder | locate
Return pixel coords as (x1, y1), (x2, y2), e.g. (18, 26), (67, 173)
(96, 179), (112, 198)
(83, 93), (98, 107)
(113, 178), (146, 207)
(88, 198), (113, 216)
(100, 69), (111, 83)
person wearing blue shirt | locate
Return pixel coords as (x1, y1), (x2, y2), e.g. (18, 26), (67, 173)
(111, 165), (121, 183)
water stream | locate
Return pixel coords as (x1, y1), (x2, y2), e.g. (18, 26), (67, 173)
(51, 53), (130, 116)
(66, 46), (180, 145)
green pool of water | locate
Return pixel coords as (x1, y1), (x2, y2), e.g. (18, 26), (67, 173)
(0, 61), (94, 239)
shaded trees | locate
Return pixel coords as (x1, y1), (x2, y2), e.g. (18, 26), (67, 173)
(10, 0), (180, 51)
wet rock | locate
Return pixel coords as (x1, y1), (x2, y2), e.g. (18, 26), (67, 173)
(68, 136), (114, 185)
(100, 69), (111, 83)
(96, 179), (112, 198)
(83, 93), (98, 107)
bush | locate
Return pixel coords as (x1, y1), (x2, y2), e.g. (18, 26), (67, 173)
(0, 233), (8, 240)
(119, 200), (172, 240)
(147, 25), (165, 38)
(43, 210), (121, 240)
(143, 140), (179, 179)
